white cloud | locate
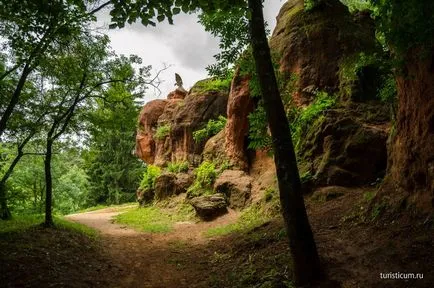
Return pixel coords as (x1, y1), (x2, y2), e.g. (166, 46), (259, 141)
(96, 1), (285, 102)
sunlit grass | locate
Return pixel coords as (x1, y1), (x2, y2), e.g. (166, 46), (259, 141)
(77, 202), (137, 214)
(205, 205), (271, 237)
(0, 214), (97, 238)
(115, 203), (195, 233)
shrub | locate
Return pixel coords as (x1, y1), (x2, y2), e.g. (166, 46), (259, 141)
(166, 161), (189, 173)
(291, 91), (336, 150)
(139, 165), (161, 190)
(154, 124), (170, 140)
(192, 77), (232, 93)
(187, 161), (217, 198)
(193, 116), (227, 143)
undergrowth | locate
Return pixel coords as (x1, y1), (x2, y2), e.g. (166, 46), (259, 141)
(154, 124), (171, 140)
(115, 203), (195, 233)
(205, 204), (272, 237)
(139, 165), (161, 190)
(166, 161), (189, 173)
(0, 214), (98, 238)
(193, 116), (227, 143)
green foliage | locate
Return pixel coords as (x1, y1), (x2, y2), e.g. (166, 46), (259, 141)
(155, 124), (171, 140)
(191, 77), (232, 93)
(187, 161), (217, 198)
(378, 76), (397, 104)
(199, 7), (249, 77)
(84, 72), (146, 206)
(166, 161), (189, 173)
(363, 191), (376, 202)
(139, 165), (161, 191)
(291, 91), (336, 150)
(247, 106), (272, 150)
(193, 116), (227, 143)
(304, 0), (321, 11)
(340, 0), (372, 12)
(369, 0), (434, 57)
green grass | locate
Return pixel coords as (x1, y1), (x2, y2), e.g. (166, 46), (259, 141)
(79, 204), (109, 213)
(115, 203), (195, 233)
(0, 214), (97, 238)
(78, 202), (136, 214)
(205, 205), (271, 237)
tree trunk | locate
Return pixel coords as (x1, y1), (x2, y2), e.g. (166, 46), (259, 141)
(44, 138), (54, 227)
(247, 0), (322, 285)
(0, 182), (11, 220)
(0, 65), (31, 139)
(385, 48), (434, 210)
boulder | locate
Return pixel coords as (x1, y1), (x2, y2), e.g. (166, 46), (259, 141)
(154, 173), (194, 200)
(214, 170), (253, 209)
(225, 69), (254, 170)
(189, 193), (228, 220)
(136, 188), (154, 206)
(174, 173), (195, 194)
(154, 173), (178, 200)
(203, 130), (228, 166)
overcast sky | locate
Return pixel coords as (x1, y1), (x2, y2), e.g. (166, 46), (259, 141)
(96, 1), (285, 103)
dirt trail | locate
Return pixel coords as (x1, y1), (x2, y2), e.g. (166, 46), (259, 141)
(66, 207), (239, 288)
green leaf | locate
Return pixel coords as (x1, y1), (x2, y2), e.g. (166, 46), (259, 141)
(157, 14), (165, 22)
(172, 7), (181, 14)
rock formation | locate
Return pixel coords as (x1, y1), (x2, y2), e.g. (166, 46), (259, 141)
(135, 83), (228, 167)
(134, 0), (392, 219)
(269, 0), (376, 105)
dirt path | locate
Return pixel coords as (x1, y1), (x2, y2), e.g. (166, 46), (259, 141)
(66, 207), (239, 288)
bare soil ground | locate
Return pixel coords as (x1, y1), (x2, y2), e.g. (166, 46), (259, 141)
(1, 187), (433, 288)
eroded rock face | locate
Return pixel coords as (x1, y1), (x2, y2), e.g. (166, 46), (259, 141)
(300, 105), (389, 186)
(135, 99), (168, 163)
(135, 85), (228, 167)
(170, 90), (228, 166)
(203, 130), (227, 166)
(167, 88), (187, 100)
(189, 193), (228, 220)
(214, 170), (253, 209)
(269, 0), (376, 105)
(225, 69), (254, 170)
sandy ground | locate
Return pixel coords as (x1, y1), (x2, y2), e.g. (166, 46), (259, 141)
(66, 207), (239, 287)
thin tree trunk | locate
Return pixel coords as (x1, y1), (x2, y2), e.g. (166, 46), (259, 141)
(0, 182), (11, 220)
(247, 0), (322, 285)
(44, 138), (54, 227)
(0, 64), (32, 139)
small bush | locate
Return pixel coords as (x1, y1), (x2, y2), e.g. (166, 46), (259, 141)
(166, 161), (189, 173)
(291, 91), (336, 150)
(187, 161), (217, 197)
(139, 165), (161, 190)
(154, 124), (170, 140)
(192, 77), (232, 93)
(247, 105), (273, 150)
(193, 116), (227, 143)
